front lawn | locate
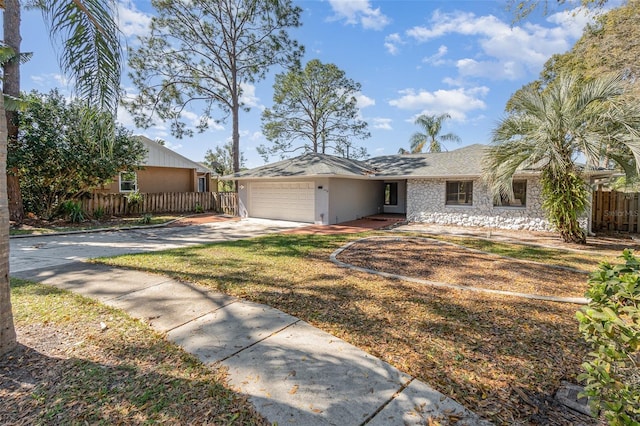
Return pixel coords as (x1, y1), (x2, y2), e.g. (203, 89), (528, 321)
(3, 279), (267, 425)
(97, 232), (610, 425)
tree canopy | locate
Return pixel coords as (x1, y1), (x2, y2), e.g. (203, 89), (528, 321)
(125, 0), (303, 172)
(484, 73), (640, 243)
(10, 90), (146, 219)
(540, 1), (640, 97)
(506, 0), (610, 21)
(259, 59), (370, 161)
(402, 113), (460, 154)
(203, 141), (245, 191)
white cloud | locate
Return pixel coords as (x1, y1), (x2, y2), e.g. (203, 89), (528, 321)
(422, 45), (448, 65)
(405, 8), (593, 80)
(327, 0), (390, 30)
(29, 73), (70, 89)
(442, 76), (464, 87)
(356, 93), (375, 108)
(116, 103), (136, 127)
(389, 87), (488, 121)
(164, 141), (183, 151)
(53, 74), (71, 87)
(248, 131), (263, 141)
(117, 0), (152, 39)
(240, 83), (262, 109)
(545, 8), (595, 38)
(371, 117), (392, 130)
(384, 33), (403, 55)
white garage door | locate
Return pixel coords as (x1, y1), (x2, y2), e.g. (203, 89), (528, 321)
(249, 181), (315, 222)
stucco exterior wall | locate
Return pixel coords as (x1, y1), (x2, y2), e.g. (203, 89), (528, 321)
(327, 178), (384, 225)
(407, 177), (554, 231)
(98, 167), (200, 193)
(138, 167), (196, 193)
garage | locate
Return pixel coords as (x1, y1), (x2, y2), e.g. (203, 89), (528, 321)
(248, 181), (315, 222)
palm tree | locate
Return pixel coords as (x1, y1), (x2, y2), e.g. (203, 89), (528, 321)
(1, 0), (122, 356)
(484, 73), (640, 244)
(408, 113), (460, 153)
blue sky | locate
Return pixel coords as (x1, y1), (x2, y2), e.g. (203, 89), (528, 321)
(19, 0), (596, 168)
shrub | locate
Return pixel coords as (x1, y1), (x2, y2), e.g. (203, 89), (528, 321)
(93, 206), (105, 221)
(59, 200), (85, 223)
(195, 203), (204, 213)
(139, 213), (153, 225)
(576, 249), (640, 425)
(126, 191), (143, 206)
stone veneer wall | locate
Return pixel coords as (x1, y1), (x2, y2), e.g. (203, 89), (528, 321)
(407, 177), (556, 231)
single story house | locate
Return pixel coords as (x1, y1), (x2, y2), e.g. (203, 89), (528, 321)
(98, 136), (213, 194)
(223, 144), (614, 232)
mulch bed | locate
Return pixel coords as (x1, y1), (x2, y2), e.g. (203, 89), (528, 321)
(336, 237), (589, 298)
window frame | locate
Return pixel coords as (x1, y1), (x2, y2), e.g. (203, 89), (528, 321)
(384, 182), (398, 206)
(495, 180), (527, 208)
(445, 180), (473, 206)
(119, 171), (138, 193)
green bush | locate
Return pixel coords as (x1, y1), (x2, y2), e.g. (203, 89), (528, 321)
(576, 249), (640, 425)
(195, 203), (204, 214)
(59, 200), (85, 223)
(139, 213), (153, 225)
(126, 191), (143, 206)
(93, 206), (105, 221)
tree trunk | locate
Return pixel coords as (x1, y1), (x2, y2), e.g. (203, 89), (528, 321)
(560, 225), (587, 244)
(4, 0), (24, 224)
(7, 172), (23, 223)
(0, 93), (17, 356)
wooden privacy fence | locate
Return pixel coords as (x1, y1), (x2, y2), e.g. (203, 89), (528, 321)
(79, 192), (238, 217)
(592, 188), (640, 232)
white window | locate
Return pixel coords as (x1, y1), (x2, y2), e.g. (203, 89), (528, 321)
(198, 177), (206, 192)
(119, 171), (137, 193)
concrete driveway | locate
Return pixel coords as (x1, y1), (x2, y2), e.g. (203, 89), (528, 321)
(10, 217), (308, 274)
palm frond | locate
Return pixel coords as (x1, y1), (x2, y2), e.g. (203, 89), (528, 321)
(2, 93), (29, 112)
(409, 132), (426, 153)
(42, 0), (122, 113)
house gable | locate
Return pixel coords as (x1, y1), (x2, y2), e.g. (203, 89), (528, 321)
(137, 136), (211, 174)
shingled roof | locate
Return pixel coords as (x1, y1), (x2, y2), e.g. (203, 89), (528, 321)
(223, 143), (618, 181)
(368, 144), (489, 178)
(226, 152), (376, 180)
(226, 144), (494, 180)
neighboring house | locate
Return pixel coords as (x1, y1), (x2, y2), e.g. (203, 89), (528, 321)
(223, 144), (614, 231)
(98, 136), (213, 194)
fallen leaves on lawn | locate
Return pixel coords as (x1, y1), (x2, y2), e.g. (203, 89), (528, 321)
(100, 232), (603, 425)
(336, 237), (589, 298)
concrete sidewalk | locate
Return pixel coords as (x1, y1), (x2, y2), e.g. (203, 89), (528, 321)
(13, 261), (489, 425)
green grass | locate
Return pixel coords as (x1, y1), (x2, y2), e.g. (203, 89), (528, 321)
(6, 278), (267, 425)
(95, 232), (608, 424)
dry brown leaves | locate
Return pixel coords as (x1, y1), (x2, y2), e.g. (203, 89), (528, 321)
(97, 232), (605, 425)
(337, 237), (589, 298)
